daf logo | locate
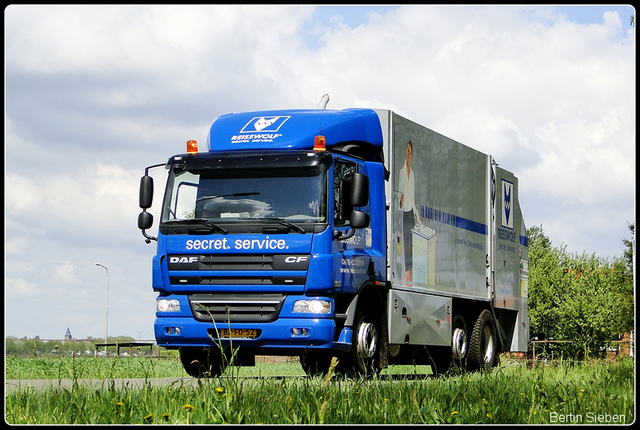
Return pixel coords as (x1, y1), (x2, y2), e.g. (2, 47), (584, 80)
(170, 256), (198, 264)
(285, 256), (308, 264)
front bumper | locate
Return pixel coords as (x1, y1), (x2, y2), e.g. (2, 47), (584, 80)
(154, 316), (352, 352)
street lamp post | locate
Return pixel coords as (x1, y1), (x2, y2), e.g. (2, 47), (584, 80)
(95, 263), (109, 354)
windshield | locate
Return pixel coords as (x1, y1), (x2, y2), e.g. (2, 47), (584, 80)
(161, 167), (328, 226)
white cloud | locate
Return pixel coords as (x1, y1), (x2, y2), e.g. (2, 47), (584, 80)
(53, 261), (78, 284)
(5, 237), (30, 255)
(434, 103), (530, 160)
(602, 11), (623, 33)
(6, 278), (40, 297)
(3, 5), (634, 339)
(6, 163), (141, 243)
(5, 173), (44, 215)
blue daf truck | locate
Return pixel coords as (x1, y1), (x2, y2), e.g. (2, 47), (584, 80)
(138, 98), (528, 377)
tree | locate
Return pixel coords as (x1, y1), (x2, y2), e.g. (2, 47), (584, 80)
(527, 225), (634, 359)
(527, 225), (566, 345)
(621, 222), (634, 275)
(615, 222), (635, 338)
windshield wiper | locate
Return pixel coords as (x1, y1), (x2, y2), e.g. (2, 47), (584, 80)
(247, 217), (306, 234)
(165, 218), (228, 235)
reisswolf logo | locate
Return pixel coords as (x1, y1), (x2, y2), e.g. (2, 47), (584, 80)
(502, 179), (514, 229)
(240, 116), (290, 133)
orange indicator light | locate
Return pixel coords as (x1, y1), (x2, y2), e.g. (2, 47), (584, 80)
(314, 135), (326, 152)
(187, 140), (198, 153)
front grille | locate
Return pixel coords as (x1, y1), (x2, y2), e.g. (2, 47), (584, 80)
(189, 293), (286, 323)
(168, 254), (309, 288)
(170, 276), (306, 286)
(168, 254), (310, 271)
(199, 255), (297, 270)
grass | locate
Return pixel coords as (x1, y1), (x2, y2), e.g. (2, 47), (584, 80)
(5, 355), (635, 424)
(5, 355), (189, 380)
(5, 355), (428, 380)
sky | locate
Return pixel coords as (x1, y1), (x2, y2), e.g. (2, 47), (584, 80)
(4, 5), (636, 341)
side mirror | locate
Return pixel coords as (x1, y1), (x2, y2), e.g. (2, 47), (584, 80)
(336, 209), (370, 241)
(138, 163), (165, 244)
(350, 209), (370, 229)
(138, 211), (154, 230)
(350, 173), (369, 207)
(139, 175), (154, 209)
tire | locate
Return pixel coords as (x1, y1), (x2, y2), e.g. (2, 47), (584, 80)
(451, 314), (468, 371)
(430, 315), (468, 375)
(179, 347), (225, 378)
(467, 309), (498, 371)
(343, 310), (381, 377)
(300, 350), (334, 377)
(429, 346), (453, 375)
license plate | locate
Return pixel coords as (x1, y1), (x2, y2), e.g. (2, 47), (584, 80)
(217, 328), (259, 339)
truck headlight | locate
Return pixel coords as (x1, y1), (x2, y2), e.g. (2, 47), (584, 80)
(293, 300), (331, 314)
(157, 299), (181, 312)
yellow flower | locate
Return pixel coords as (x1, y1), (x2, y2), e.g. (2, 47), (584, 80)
(451, 411), (458, 415)
(183, 404), (194, 413)
(216, 387), (224, 393)
(162, 413), (171, 421)
(486, 413), (493, 420)
(144, 414), (153, 421)
(115, 402), (124, 407)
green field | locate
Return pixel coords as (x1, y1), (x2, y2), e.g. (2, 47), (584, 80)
(5, 355), (634, 424)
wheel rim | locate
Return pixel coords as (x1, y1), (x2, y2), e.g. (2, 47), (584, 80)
(356, 322), (377, 360)
(482, 325), (494, 363)
(452, 328), (467, 360)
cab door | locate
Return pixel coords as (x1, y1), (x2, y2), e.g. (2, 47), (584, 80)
(332, 158), (372, 294)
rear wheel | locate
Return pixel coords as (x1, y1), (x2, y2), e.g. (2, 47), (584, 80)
(468, 310), (498, 371)
(451, 314), (468, 371)
(429, 315), (468, 375)
(428, 346), (452, 375)
(179, 347), (226, 378)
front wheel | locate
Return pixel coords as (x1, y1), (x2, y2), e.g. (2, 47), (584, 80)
(179, 347), (226, 378)
(300, 350), (334, 377)
(342, 310), (381, 377)
(467, 310), (498, 371)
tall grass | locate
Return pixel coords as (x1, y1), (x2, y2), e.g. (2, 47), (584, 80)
(5, 357), (635, 424)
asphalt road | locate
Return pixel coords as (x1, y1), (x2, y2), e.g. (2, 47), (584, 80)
(5, 372), (432, 395)
(4, 377), (200, 395)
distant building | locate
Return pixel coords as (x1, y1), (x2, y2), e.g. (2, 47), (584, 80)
(64, 327), (72, 340)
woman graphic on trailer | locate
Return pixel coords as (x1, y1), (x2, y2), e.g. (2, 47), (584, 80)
(398, 139), (422, 282)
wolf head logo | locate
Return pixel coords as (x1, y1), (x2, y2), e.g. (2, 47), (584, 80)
(502, 180), (514, 229)
(254, 117), (279, 131)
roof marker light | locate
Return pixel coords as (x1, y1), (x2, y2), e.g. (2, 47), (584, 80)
(314, 135), (326, 152)
(187, 140), (198, 153)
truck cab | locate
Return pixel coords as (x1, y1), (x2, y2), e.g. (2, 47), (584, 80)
(139, 108), (389, 376)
